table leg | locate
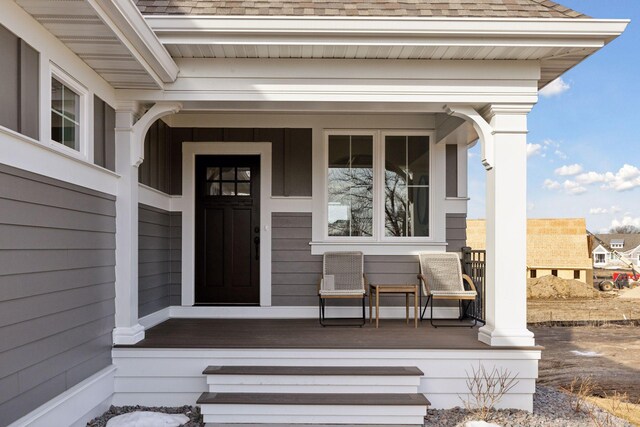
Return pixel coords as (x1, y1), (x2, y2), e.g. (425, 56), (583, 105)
(369, 289), (372, 324)
(405, 293), (409, 324)
(414, 287), (418, 328)
(376, 289), (380, 328)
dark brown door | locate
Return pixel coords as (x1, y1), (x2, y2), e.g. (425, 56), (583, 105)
(195, 155), (260, 304)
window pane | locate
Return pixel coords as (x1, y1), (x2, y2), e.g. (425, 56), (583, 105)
(408, 186), (429, 237)
(63, 85), (79, 121)
(207, 167), (220, 181)
(207, 182), (220, 195)
(237, 167), (251, 181)
(221, 167), (235, 180)
(51, 111), (62, 144)
(62, 118), (78, 150)
(51, 78), (63, 115)
(385, 135), (429, 237)
(328, 135), (373, 237)
(221, 182), (235, 195)
(408, 136), (429, 186)
(237, 182), (251, 196)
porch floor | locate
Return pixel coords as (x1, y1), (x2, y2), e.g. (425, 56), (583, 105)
(118, 318), (537, 350)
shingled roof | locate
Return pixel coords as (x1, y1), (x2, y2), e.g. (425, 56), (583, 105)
(133, 0), (588, 18)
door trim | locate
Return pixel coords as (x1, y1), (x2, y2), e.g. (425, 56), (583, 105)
(182, 142), (272, 307)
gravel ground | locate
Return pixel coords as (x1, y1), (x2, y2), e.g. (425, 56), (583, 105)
(426, 386), (633, 426)
(87, 387), (631, 427)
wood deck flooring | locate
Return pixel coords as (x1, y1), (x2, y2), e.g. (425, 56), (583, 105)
(117, 318), (540, 350)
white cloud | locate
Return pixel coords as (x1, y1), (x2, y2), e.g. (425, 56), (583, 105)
(527, 202), (535, 212)
(610, 216), (640, 229)
(526, 143), (542, 158)
(555, 164), (583, 176)
(543, 179), (561, 190)
(611, 205), (622, 213)
(589, 208), (608, 215)
(563, 180), (587, 195)
(554, 150), (567, 160)
(539, 77), (571, 97)
(575, 164), (640, 192)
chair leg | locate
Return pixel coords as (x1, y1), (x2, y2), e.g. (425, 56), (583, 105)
(319, 297), (366, 327)
(430, 298), (479, 328)
(420, 295), (431, 321)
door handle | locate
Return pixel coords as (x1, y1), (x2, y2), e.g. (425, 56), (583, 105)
(254, 236), (260, 260)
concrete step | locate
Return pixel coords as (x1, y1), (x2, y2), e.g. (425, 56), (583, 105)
(197, 392), (429, 425)
(204, 365), (423, 393)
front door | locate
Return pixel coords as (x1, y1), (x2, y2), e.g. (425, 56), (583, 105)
(195, 155), (260, 304)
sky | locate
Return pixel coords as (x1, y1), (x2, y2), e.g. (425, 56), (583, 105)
(467, 1), (639, 233)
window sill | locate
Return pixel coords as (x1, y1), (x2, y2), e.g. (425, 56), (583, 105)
(310, 241), (447, 256)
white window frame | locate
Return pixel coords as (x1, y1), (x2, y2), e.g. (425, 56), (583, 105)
(594, 253), (606, 264)
(380, 130), (434, 242)
(49, 63), (89, 160)
(322, 129), (435, 244)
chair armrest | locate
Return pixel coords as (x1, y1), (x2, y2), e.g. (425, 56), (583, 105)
(318, 277), (323, 295)
(417, 274), (431, 295)
(462, 274), (477, 293)
(363, 274), (369, 294)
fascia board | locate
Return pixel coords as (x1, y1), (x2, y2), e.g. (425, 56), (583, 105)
(88, 0), (179, 84)
(146, 16), (629, 46)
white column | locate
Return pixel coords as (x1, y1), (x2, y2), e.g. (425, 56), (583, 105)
(478, 104), (535, 347)
(112, 106), (144, 345)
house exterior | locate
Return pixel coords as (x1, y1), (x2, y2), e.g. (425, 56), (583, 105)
(592, 234), (640, 269)
(467, 218), (594, 283)
(0, 0), (627, 425)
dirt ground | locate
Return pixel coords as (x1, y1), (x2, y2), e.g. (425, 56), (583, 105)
(529, 298), (640, 322)
(532, 324), (640, 404)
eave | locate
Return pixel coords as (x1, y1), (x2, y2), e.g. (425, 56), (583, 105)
(16, 0), (179, 89)
(146, 16), (629, 88)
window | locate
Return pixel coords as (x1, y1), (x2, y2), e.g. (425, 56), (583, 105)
(205, 166), (251, 196)
(51, 77), (80, 150)
(595, 253), (606, 264)
(574, 270), (581, 279)
(384, 135), (429, 237)
(551, 269), (558, 277)
(327, 135), (373, 237)
(325, 131), (431, 241)
(530, 269), (537, 278)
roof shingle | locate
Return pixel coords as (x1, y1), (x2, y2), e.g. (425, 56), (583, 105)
(133, 0), (589, 18)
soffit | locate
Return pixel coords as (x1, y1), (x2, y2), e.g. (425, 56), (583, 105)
(15, 0), (176, 89)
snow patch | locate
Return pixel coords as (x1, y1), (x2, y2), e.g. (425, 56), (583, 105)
(570, 350), (602, 357)
(105, 411), (189, 427)
(465, 421), (503, 427)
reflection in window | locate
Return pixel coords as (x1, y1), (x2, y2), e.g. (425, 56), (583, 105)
(51, 77), (80, 150)
(328, 135), (373, 237)
(384, 135), (429, 237)
(205, 166), (251, 197)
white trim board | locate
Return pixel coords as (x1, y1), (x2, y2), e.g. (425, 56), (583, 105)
(181, 142), (273, 307)
(8, 366), (115, 427)
(169, 305), (459, 319)
(139, 307), (171, 329)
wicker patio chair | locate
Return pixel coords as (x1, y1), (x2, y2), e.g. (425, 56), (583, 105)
(318, 251), (367, 327)
(418, 252), (478, 328)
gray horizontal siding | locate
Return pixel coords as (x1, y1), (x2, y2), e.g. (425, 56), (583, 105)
(138, 204), (172, 317)
(0, 163), (115, 426)
(272, 213), (422, 307)
(446, 213), (467, 253)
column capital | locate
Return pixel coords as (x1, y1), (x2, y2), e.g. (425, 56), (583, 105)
(479, 103), (534, 118)
(131, 102), (182, 167)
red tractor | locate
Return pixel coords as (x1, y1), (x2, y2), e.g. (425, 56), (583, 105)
(599, 271), (640, 291)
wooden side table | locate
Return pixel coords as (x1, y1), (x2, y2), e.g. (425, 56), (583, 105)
(369, 284), (419, 328)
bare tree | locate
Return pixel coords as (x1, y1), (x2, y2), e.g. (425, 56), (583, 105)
(610, 225), (640, 234)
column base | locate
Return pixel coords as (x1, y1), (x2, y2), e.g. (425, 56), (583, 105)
(113, 324), (145, 345)
(478, 325), (535, 347)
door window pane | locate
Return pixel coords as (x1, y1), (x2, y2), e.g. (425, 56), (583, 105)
(328, 135), (373, 237)
(385, 135), (429, 237)
(237, 182), (251, 196)
(221, 182), (236, 196)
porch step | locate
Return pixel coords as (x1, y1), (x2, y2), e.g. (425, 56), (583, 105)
(197, 392), (429, 425)
(204, 365), (423, 393)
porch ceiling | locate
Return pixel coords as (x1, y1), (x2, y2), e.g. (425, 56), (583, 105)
(15, 0), (178, 89)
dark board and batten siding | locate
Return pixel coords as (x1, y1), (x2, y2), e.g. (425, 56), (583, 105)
(0, 163), (115, 426)
(0, 23), (39, 141)
(93, 96), (116, 172)
(140, 122), (313, 198)
(138, 205), (182, 318)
